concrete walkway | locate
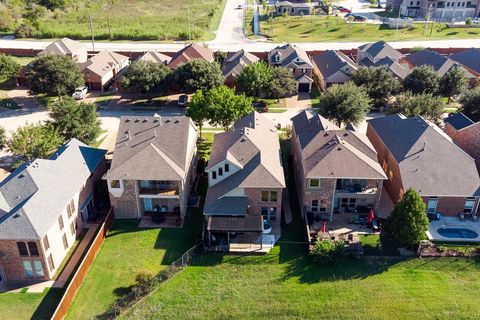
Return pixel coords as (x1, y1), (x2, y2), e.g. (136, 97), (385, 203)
(53, 223), (99, 288)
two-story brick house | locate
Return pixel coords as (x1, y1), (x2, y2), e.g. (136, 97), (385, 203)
(104, 115), (197, 226)
(444, 112), (480, 171)
(0, 139), (106, 287)
(367, 114), (480, 217)
(204, 112), (286, 251)
(291, 111), (387, 225)
(268, 43), (314, 93)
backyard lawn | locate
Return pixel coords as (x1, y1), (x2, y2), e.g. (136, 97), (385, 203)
(258, 15), (480, 42)
(19, 0), (227, 41)
(65, 205), (205, 319)
(0, 288), (64, 320)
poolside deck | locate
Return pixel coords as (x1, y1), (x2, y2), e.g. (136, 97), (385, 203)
(428, 217), (480, 243)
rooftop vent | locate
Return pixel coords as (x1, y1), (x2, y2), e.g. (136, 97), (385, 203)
(142, 119), (148, 123)
(125, 119), (130, 122)
(165, 119), (171, 123)
(134, 119), (140, 123)
(174, 120), (180, 123)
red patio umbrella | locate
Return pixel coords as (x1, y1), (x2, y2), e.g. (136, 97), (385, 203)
(368, 209), (375, 223)
(321, 221), (327, 233)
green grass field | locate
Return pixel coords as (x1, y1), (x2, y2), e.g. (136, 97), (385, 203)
(258, 14), (480, 42)
(26, 0), (227, 41)
(65, 204), (204, 319)
(0, 288), (64, 320)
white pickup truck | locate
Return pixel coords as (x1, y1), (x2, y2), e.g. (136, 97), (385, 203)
(72, 86), (88, 100)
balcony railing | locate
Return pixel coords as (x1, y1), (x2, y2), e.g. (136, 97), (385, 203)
(139, 186), (179, 196)
(335, 180), (379, 194)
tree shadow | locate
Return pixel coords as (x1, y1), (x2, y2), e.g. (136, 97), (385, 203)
(31, 288), (65, 320)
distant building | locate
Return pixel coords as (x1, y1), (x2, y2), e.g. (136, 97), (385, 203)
(81, 51), (130, 91)
(387, 0), (480, 21)
(221, 50), (259, 88)
(311, 50), (357, 91)
(268, 43), (314, 93)
(168, 43), (214, 69)
(138, 51), (172, 65)
(275, 1), (313, 15)
(444, 112), (480, 170)
(39, 37), (88, 63)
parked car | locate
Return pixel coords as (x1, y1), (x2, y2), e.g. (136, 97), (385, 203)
(344, 13), (367, 21)
(237, 4), (243, 9)
(72, 86), (88, 100)
(338, 7), (351, 13)
(178, 94), (188, 107)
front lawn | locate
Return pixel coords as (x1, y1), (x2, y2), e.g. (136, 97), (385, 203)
(65, 205), (204, 319)
(258, 14), (480, 42)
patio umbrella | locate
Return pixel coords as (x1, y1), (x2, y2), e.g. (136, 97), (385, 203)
(321, 221), (327, 233)
(368, 210), (375, 224)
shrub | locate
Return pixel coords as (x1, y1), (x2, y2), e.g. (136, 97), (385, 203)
(310, 239), (349, 264)
(134, 271), (154, 287)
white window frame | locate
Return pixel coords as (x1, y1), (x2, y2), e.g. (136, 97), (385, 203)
(144, 198), (153, 211)
(427, 197), (439, 213)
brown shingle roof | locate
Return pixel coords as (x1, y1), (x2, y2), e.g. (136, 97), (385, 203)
(292, 111), (386, 180)
(104, 115), (197, 181)
(221, 50), (259, 79)
(168, 43), (214, 69)
(138, 51), (171, 65)
(207, 215), (263, 232)
(83, 51), (129, 77)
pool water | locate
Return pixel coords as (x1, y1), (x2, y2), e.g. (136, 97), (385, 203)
(437, 228), (479, 239)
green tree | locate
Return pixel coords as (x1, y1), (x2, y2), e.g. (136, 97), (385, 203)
(237, 61), (272, 97)
(460, 86), (480, 122)
(387, 92), (445, 124)
(0, 54), (21, 84)
(380, 189), (429, 250)
(0, 126), (6, 150)
(318, 82), (371, 127)
(50, 97), (101, 145)
(268, 67), (297, 99)
(8, 122), (63, 161)
(439, 66), (468, 101)
(403, 65), (440, 95)
(174, 59), (224, 93)
(206, 86), (253, 130)
(350, 66), (400, 107)
(185, 90), (209, 139)
(120, 61), (171, 102)
(27, 54), (84, 96)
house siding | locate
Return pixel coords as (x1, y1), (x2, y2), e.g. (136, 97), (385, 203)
(244, 187), (283, 226)
(0, 240), (49, 283)
(109, 180), (141, 219)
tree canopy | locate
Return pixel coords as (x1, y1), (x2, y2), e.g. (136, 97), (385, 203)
(440, 66), (468, 101)
(0, 54), (21, 84)
(174, 59), (224, 93)
(460, 86), (480, 122)
(8, 122), (63, 161)
(0, 126), (6, 150)
(120, 61), (171, 101)
(403, 65), (440, 95)
(387, 92), (445, 124)
(50, 97), (101, 145)
(187, 85), (253, 132)
(268, 67), (297, 99)
(350, 66), (400, 107)
(380, 189), (429, 250)
(27, 54), (84, 96)
(318, 82), (371, 127)
(237, 61), (273, 97)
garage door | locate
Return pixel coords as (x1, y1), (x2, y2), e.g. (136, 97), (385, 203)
(298, 83), (310, 92)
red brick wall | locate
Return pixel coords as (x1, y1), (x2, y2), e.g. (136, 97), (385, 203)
(421, 196), (479, 217)
(444, 122), (480, 171)
(244, 187), (283, 226)
(0, 240), (49, 282)
(366, 124), (405, 203)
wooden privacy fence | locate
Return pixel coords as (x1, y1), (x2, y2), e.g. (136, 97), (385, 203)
(51, 208), (115, 320)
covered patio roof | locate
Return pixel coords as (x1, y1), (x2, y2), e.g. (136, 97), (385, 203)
(207, 215), (263, 232)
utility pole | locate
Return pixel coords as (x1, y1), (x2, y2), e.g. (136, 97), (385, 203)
(89, 12), (95, 52)
(187, 4), (192, 42)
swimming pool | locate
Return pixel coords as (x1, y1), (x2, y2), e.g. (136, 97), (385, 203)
(437, 228), (479, 239)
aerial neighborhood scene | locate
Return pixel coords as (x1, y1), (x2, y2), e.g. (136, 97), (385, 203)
(2, 0), (480, 319)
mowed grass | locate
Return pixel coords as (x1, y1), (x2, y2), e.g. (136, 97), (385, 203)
(124, 249), (480, 320)
(259, 14), (480, 42)
(65, 205), (204, 319)
(0, 288), (64, 320)
(31, 0), (227, 41)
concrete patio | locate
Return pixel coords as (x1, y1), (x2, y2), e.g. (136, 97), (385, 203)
(428, 217), (480, 243)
